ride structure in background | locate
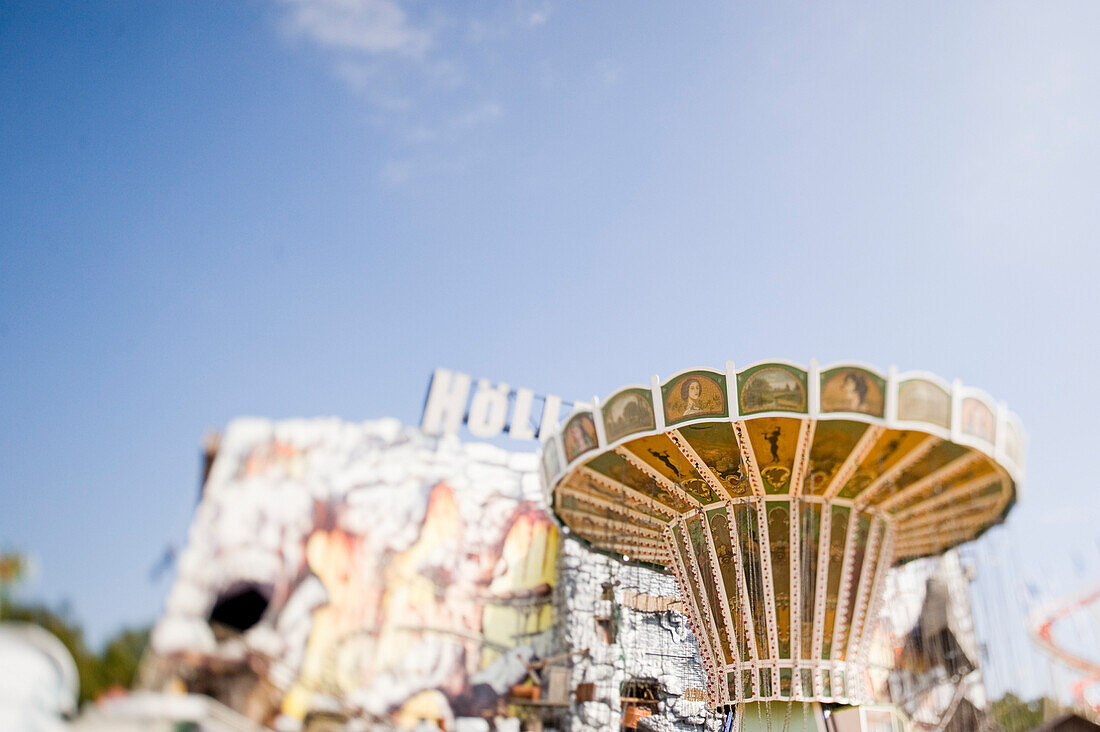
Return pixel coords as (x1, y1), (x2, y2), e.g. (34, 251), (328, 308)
(542, 359), (1025, 730)
(1030, 584), (1100, 715)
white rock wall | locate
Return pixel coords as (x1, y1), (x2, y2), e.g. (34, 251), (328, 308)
(555, 538), (721, 732)
(152, 418), (550, 726)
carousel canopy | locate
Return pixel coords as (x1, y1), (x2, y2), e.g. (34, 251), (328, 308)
(540, 360), (1023, 710)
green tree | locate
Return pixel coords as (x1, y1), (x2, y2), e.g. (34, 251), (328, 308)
(991, 691), (1052, 732)
(2, 598), (150, 704)
(96, 626), (151, 692)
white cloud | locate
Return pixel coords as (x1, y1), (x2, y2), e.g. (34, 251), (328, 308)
(598, 60), (622, 86)
(379, 158), (416, 186)
(391, 100), (503, 146)
(451, 101), (502, 130)
(526, 5), (551, 28)
(464, 1), (552, 42)
(281, 0), (431, 58)
(272, 0), (538, 177)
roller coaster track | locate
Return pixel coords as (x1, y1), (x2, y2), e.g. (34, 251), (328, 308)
(1028, 584), (1100, 713)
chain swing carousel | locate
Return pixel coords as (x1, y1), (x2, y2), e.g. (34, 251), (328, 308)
(540, 360), (1025, 731)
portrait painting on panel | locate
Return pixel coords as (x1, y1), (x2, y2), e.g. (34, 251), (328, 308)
(820, 367), (885, 417)
(663, 372), (727, 425)
(961, 397), (996, 444)
(602, 388), (656, 443)
(738, 365), (807, 415)
(897, 378), (951, 429)
(562, 413), (598, 463)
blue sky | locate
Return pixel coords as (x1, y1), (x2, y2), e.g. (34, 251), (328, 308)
(2, 0), (1100, 697)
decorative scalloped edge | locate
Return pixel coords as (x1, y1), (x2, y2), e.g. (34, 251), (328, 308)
(545, 359), (1025, 488)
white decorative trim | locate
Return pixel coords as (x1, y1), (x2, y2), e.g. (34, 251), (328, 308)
(753, 497), (781, 686)
(808, 358), (821, 419)
(727, 361), (740, 420)
(789, 499), (803, 698)
(844, 518), (883, 664)
(732, 421), (766, 499)
(810, 505), (833, 696)
(652, 374), (665, 432)
(790, 419), (816, 499)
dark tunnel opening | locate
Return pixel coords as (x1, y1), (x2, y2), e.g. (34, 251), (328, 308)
(207, 583), (271, 634)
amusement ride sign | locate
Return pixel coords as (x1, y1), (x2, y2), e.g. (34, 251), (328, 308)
(420, 368), (568, 442)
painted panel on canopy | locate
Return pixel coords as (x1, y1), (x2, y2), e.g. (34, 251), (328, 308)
(745, 417), (803, 494)
(820, 367), (886, 418)
(779, 668), (793, 699)
(562, 412), (599, 463)
(581, 531), (645, 557)
(886, 456), (998, 516)
(686, 513), (736, 665)
(737, 363), (808, 415)
(800, 503), (823, 660)
(838, 429), (931, 500)
(707, 506), (749, 663)
(867, 441), (972, 505)
(555, 492), (668, 533)
(726, 671), (741, 707)
(672, 522), (713, 654)
(834, 512), (871, 661)
(602, 388), (657, 444)
(730, 501), (770, 660)
(560, 472), (671, 523)
(821, 505), (850, 659)
(895, 485), (1000, 529)
(621, 433), (723, 505)
(896, 523), (984, 559)
(806, 420), (870, 495)
(898, 498), (1003, 546)
(766, 501), (792, 657)
(584, 451), (695, 513)
(961, 397), (996, 444)
(557, 510), (658, 556)
(678, 422), (751, 498)
(900, 477), (1004, 526)
(898, 379), (951, 429)
(662, 371), (729, 426)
